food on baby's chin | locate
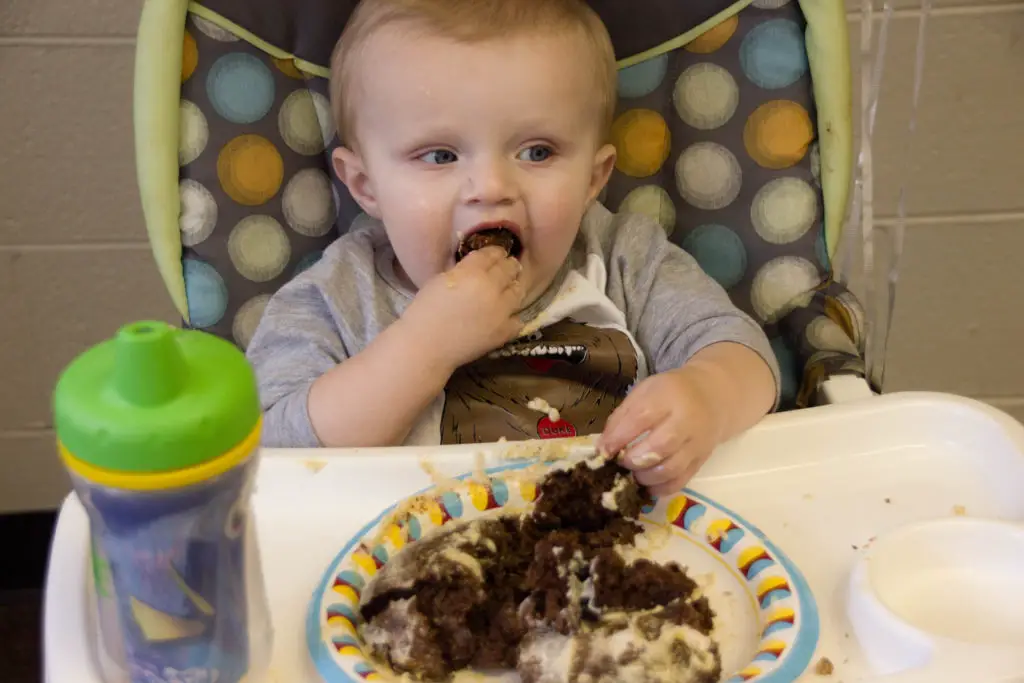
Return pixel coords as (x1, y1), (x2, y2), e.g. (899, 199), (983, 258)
(358, 459), (722, 683)
(455, 227), (522, 262)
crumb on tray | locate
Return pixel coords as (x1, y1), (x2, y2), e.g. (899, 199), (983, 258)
(953, 504), (967, 516)
(302, 459), (327, 474)
(815, 656), (834, 676)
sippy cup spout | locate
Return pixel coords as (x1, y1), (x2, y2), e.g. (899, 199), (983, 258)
(113, 321), (186, 407)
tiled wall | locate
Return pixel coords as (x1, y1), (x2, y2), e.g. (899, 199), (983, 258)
(1, 1), (1022, 512)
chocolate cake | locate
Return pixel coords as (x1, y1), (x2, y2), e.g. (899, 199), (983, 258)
(359, 457), (721, 682)
(455, 226), (522, 262)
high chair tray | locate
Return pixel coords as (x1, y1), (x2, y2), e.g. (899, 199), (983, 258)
(45, 392), (1024, 683)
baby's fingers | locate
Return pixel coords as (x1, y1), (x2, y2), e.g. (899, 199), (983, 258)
(600, 388), (667, 457)
(458, 245), (507, 271)
(495, 255), (523, 287)
(633, 448), (700, 495)
(622, 421), (690, 471)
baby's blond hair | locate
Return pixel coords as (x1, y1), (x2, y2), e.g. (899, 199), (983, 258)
(329, 0), (617, 147)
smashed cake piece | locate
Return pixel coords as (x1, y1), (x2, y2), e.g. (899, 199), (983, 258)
(518, 602), (721, 683)
(357, 459), (721, 682)
(532, 455), (650, 532)
(455, 226), (522, 262)
(360, 517), (529, 676)
(588, 549), (708, 622)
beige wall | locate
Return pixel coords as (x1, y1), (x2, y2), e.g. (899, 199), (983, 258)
(1, 2), (1022, 512)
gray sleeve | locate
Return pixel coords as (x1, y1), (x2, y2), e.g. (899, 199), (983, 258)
(602, 212), (781, 404)
(244, 277), (348, 448)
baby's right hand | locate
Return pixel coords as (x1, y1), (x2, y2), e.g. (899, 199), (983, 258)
(402, 246), (524, 371)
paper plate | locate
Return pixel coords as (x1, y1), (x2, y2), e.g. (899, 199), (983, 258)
(307, 463), (819, 683)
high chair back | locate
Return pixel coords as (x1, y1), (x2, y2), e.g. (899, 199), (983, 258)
(136, 0), (865, 409)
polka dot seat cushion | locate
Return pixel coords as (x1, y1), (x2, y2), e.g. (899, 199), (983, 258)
(159, 0), (864, 409)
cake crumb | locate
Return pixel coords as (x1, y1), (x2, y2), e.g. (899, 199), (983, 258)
(527, 397), (560, 423)
(815, 656), (834, 675)
(419, 457), (458, 493)
(498, 436), (594, 465)
(884, 497), (891, 504)
(518, 314), (548, 338)
(302, 459), (327, 474)
(638, 521), (672, 552)
(953, 504), (967, 516)
(802, 493), (814, 501)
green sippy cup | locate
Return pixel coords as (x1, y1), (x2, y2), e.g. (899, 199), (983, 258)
(53, 320), (272, 683)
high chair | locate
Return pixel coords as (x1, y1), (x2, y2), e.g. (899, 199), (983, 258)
(135, 0), (869, 412)
(47, 7), (1024, 683)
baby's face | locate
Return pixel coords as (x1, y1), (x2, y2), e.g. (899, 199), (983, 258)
(334, 25), (616, 305)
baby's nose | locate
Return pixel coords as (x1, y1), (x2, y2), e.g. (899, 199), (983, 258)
(465, 158), (517, 205)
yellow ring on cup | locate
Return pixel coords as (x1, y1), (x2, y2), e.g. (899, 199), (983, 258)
(59, 419), (261, 491)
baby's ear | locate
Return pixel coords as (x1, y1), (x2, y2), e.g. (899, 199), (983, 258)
(332, 146), (381, 219)
(586, 143), (617, 206)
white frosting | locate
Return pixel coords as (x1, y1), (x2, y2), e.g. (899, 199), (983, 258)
(528, 397), (561, 423)
(519, 632), (576, 683)
(601, 475), (630, 511)
(438, 547), (484, 580)
(360, 598), (422, 668)
(519, 611), (719, 683)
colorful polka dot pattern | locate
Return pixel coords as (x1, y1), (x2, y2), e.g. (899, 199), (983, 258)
(602, 3), (864, 407)
(178, 14), (360, 348)
(175, 6), (864, 409)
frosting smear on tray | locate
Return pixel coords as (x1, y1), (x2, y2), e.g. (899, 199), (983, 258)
(359, 457), (722, 682)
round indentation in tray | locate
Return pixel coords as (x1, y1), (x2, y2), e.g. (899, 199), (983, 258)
(869, 518), (1024, 644)
(847, 518), (1024, 675)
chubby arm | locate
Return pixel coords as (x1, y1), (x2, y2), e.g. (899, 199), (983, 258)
(244, 264), (445, 447)
(594, 210), (780, 492)
(675, 340), (776, 443)
(310, 246), (522, 446)
(601, 340), (775, 456)
(306, 318), (454, 447)
(247, 246), (522, 448)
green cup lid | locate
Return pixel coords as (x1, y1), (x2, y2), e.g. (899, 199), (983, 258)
(53, 321), (261, 473)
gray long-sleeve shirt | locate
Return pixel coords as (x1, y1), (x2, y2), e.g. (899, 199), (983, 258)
(246, 203), (780, 447)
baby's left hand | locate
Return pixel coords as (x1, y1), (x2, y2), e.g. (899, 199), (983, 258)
(598, 368), (725, 496)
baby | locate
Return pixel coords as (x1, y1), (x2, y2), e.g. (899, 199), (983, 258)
(245, 0), (780, 495)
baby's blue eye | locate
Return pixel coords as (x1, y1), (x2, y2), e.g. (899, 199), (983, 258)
(420, 149), (458, 164)
(518, 145), (553, 162)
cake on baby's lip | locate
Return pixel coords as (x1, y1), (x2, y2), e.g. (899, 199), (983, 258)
(455, 223), (523, 262)
(358, 455), (722, 683)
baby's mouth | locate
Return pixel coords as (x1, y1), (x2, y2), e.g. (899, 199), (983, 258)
(455, 224), (523, 262)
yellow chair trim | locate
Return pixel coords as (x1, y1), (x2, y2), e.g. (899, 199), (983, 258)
(800, 0), (853, 260)
(614, 0), (755, 69)
(190, 0), (758, 73)
(189, 3), (331, 79)
(135, 0), (192, 321)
